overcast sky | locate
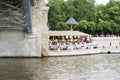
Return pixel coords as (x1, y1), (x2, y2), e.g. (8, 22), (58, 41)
(63, 0), (109, 5)
(96, 0), (109, 5)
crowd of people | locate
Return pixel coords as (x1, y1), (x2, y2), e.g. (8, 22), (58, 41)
(49, 36), (93, 51)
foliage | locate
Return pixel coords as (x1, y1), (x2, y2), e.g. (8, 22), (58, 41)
(75, 20), (88, 32)
(56, 22), (67, 30)
(47, 0), (120, 36)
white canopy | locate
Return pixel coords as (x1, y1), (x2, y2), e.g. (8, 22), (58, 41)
(66, 17), (78, 25)
(49, 31), (89, 36)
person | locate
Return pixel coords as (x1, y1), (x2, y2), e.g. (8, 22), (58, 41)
(110, 42), (112, 46)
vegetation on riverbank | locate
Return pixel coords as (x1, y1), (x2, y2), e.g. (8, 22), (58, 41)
(47, 0), (120, 36)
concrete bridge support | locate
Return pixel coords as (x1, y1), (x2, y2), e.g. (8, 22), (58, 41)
(32, 0), (49, 56)
(0, 30), (41, 57)
(0, 0), (49, 57)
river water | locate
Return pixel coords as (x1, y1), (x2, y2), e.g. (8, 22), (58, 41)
(0, 54), (120, 80)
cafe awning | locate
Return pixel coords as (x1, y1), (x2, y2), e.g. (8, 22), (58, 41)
(49, 31), (89, 36)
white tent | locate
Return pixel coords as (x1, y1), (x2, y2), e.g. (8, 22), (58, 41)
(49, 31), (89, 36)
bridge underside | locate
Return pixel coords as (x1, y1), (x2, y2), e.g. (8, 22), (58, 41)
(0, 0), (33, 33)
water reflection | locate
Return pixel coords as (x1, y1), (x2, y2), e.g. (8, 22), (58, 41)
(0, 54), (120, 80)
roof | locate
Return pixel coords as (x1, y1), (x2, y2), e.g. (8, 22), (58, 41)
(66, 17), (78, 25)
(49, 31), (89, 36)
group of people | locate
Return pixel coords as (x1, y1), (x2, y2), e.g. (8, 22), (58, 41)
(49, 36), (92, 51)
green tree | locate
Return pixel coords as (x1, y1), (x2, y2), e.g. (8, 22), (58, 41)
(95, 0), (120, 36)
(47, 0), (67, 30)
(109, 20), (120, 35)
(75, 20), (88, 32)
(47, 0), (96, 30)
(56, 22), (67, 30)
(47, 0), (120, 36)
(87, 21), (96, 35)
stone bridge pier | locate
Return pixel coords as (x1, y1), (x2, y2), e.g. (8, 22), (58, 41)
(32, 0), (49, 56)
(0, 0), (49, 57)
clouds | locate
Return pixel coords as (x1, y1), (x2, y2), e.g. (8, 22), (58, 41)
(96, 0), (109, 5)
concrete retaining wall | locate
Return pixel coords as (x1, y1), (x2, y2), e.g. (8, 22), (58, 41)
(93, 37), (120, 47)
(0, 30), (41, 57)
(93, 37), (120, 53)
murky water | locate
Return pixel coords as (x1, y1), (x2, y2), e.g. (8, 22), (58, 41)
(0, 54), (120, 80)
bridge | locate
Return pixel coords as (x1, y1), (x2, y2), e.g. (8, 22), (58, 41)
(0, 0), (49, 57)
(0, 0), (33, 32)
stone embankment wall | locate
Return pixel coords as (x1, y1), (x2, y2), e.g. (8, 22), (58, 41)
(93, 37), (120, 47)
(93, 37), (120, 53)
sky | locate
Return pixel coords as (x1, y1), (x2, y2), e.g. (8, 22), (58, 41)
(64, 0), (109, 5)
(95, 0), (109, 5)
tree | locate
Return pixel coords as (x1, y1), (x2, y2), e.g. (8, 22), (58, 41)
(47, 0), (67, 30)
(109, 20), (120, 35)
(47, 0), (96, 30)
(75, 20), (88, 32)
(87, 21), (96, 35)
(47, 0), (120, 36)
(56, 22), (67, 30)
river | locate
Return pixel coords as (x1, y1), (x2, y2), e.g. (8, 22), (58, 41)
(0, 54), (120, 80)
